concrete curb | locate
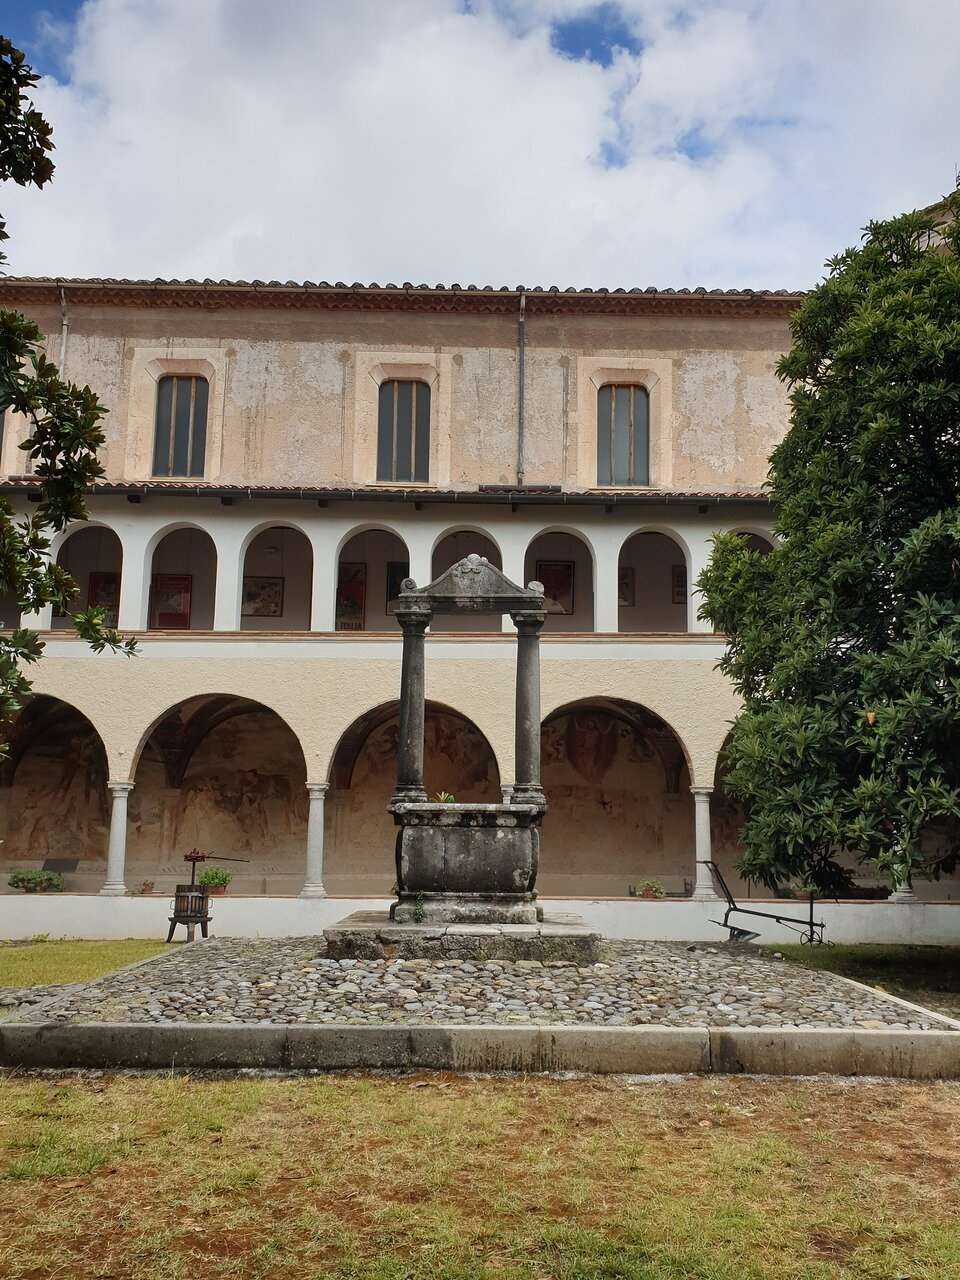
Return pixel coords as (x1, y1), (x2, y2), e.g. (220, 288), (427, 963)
(1, 1021), (958, 1078)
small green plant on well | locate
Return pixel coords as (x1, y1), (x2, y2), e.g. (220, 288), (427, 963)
(196, 867), (233, 889)
(412, 893), (426, 923)
(628, 879), (665, 899)
(7, 870), (64, 894)
(433, 791), (456, 803)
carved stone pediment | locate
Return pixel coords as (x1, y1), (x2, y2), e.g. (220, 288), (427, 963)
(398, 555), (546, 618)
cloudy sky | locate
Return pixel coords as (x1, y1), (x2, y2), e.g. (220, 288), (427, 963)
(1, 0), (958, 290)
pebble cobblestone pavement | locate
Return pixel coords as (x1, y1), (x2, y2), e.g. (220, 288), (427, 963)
(5, 939), (953, 1029)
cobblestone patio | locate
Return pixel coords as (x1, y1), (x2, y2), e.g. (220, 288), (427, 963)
(8, 938), (956, 1030)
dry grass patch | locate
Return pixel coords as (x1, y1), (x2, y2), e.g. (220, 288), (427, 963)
(0, 938), (171, 989)
(0, 1072), (958, 1278)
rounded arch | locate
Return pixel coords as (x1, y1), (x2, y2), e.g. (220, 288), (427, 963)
(336, 525), (410, 632)
(323, 698), (501, 895)
(615, 524), (691, 568)
(127, 693), (309, 894)
(130, 692), (307, 781)
(238, 516), (314, 562)
(0, 694), (111, 892)
(617, 528), (690, 634)
(429, 524), (503, 564)
(147, 524), (217, 630)
(538, 696), (695, 898)
(241, 525), (313, 631)
(524, 526), (596, 633)
(431, 529), (503, 632)
(729, 528), (775, 554)
(52, 523), (123, 631)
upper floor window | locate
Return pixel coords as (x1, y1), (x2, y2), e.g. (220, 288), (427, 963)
(377, 379), (430, 483)
(153, 375), (208, 477)
(597, 384), (649, 486)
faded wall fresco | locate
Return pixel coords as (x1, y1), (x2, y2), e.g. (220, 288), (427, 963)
(325, 709), (500, 894)
(0, 707), (109, 883)
(538, 708), (695, 896)
(126, 711), (307, 893)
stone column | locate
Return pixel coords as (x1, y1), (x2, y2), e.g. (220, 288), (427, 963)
(512, 612), (545, 805)
(690, 786), (720, 900)
(394, 609), (430, 801)
(100, 781), (133, 896)
(889, 877), (917, 904)
(300, 783), (329, 897)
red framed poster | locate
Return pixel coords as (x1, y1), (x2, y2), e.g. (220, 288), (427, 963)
(150, 573), (192, 629)
(335, 562), (366, 631)
(88, 571), (120, 628)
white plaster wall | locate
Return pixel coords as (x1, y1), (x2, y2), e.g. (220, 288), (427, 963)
(2, 894), (957, 945)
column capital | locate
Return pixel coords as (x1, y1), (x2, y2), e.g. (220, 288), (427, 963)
(396, 607), (432, 634)
(305, 782), (329, 799)
(511, 610), (545, 634)
(689, 785), (714, 797)
(107, 780), (135, 795)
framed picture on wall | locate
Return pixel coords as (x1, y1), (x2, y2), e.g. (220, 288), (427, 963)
(336, 562), (366, 631)
(150, 573), (192, 629)
(536, 560), (575, 615)
(672, 564), (687, 605)
(385, 559), (410, 612)
(617, 566), (635, 608)
(242, 576), (284, 618)
(88, 571), (120, 628)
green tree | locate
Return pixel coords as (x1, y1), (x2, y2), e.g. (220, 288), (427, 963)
(0, 36), (134, 740)
(699, 192), (960, 896)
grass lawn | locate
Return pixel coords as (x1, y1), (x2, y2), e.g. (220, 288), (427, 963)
(0, 939), (170, 989)
(0, 1072), (957, 1279)
(774, 944), (960, 1021)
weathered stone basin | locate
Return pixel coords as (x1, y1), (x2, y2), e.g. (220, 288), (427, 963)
(389, 801), (543, 924)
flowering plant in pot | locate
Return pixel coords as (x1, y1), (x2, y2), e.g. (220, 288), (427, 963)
(8, 870), (65, 894)
(628, 879), (665, 900)
(196, 867), (233, 896)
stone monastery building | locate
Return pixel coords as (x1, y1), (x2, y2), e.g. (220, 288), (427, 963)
(0, 274), (954, 930)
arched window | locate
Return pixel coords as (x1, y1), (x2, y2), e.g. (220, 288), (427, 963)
(153, 375), (208, 477)
(377, 379), (430, 482)
(597, 384), (648, 486)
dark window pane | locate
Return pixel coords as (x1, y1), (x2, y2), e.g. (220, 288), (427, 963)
(153, 376), (175, 475)
(394, 381), (413, 482)
(613, 386), (632, 484)
(633, 386), (649, 484)
(170, 377), (192, 475)
(597, 385), (612, 485)
(377, 381), (395, 481)
(189, 378), (208, 476)
(413, 382), (430, 482)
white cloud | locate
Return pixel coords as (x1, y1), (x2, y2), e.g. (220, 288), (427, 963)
(3, 0), (958, 288)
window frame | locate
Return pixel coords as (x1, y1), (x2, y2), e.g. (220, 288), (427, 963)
(376, 378), (432, 484)
(152, 374), (210, 478)
(597, 383), (650, 486)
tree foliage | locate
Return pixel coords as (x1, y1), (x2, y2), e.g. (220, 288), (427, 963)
(699, 192), (960, 895)
(0, 36), (134, 740)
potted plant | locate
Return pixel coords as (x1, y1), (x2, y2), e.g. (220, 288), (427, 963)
(433, 791), (456, 803)
(629, 879), (665, 900)
(196, 867), (232, 896)
(138, 880), (155, 895)
(8, 870), (65, 894)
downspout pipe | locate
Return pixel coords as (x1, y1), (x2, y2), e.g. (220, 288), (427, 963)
(57, 284), (70, 378)
(516, 289), (526, 487)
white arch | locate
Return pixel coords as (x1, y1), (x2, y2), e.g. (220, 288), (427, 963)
(616, 524), (692, 573)
(428, 524), (504, 563)
(333, 521), (411, 562)
(238, 517), (315, 563)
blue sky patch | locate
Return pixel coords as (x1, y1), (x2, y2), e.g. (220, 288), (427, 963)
(551, 3), (641, 67)
(1, 0), (80, 79)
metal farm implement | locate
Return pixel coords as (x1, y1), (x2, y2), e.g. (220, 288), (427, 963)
(166, 849), (249, 942)
(704, 860), (826, 945)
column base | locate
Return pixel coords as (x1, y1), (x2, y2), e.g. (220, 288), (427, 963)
(690, 861), (721, 901)
(690, 886), (722, 902)
(888, 888), (917, 904)
(299, 883), (328, 899)
(99, 883), (128, 897)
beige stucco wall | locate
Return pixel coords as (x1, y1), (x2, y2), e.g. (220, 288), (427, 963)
(9, 303), (791, 491)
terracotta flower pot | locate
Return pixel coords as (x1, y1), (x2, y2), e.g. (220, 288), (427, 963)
(206, 885), (227, 896)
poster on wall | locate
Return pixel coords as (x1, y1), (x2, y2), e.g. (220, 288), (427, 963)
(88, 571), (120, 628)
(336, 562), (366, 631)
(242, 576), (284, 618)
(671, 564), (687, 604)
(385, 560), (410, 612)
(617, 566), (635, 608)
(150, 573), (192, 629)
(536, 560), (575, 615)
